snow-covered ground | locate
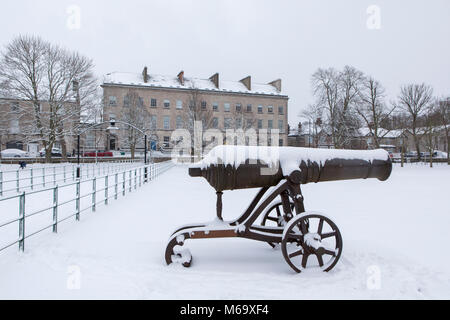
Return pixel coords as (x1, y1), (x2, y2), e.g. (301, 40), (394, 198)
(0, 164), (449, 299)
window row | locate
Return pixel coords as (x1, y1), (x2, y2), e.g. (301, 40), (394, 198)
(143, 115), (284, 132)
(108, 96), (285, 114)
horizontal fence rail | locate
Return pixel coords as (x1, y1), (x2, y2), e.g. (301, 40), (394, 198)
(0, 160), (145, 197)
(0, 161), (174, 253)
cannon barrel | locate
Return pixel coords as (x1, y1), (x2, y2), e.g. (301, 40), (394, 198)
(189, 146), (392, 192)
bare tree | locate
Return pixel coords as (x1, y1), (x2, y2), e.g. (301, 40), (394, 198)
(397, 83), (434, 160)
(311, 66), (364, 149)
(180, 88), (215, 158)
(120, 90), (150, 159)
(0, 35), (98, 162)
(356, 77), (396, 148)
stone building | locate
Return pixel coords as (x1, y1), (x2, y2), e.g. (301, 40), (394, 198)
(0, 96), (79, 156)
(101, 68), (289, 152)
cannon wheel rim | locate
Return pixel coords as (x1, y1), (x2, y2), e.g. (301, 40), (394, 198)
(281, 212), (343, 273)
(261, 201), (295, 227)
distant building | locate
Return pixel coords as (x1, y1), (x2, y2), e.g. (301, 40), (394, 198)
(101, 68), (289, 151)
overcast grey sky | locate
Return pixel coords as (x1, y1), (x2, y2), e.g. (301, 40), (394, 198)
(1, 0), (449, 126)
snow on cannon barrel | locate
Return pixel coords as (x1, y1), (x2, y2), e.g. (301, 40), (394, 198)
(189, 145), (392, 192)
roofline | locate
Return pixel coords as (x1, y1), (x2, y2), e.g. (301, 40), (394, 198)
(101, 82), (289, 100)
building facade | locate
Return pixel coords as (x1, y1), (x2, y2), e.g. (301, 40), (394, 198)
(101, 68), (289, 152)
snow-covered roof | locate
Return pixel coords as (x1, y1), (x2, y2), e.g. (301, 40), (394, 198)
(103, 72), (286, 97)
(358, 127), (405, 138)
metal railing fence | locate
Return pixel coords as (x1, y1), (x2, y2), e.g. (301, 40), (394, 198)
(0, 161), (174, 253)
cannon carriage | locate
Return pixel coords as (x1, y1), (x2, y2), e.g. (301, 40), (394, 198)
(165, 146), (392, 273)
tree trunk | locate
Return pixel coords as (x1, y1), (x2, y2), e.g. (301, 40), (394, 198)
(131, 144), (135, 159)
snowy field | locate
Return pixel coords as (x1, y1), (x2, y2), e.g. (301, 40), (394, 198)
(0, 163), (449, 299)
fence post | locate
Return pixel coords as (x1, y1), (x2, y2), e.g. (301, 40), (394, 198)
(76, 180), (80, 221)
(18, 192), (25, 252)
(115, 173), (118, 200)
(105, 175), (109, 205)
(63, 166), (66, 183)
(122, 172), (126, 196)
(42, 167), (45, 187)
(16, 170), (19, 193)
(139, 168), (142, 187)
(52, 185), (58, 233)
(92, 177), (96, 212)
(129, 170), (132, 192)
(53, 167), (56, 185)
(134, 169), (137, 190)
(0, 171), (3, 196)
(30, 168), (33, 190)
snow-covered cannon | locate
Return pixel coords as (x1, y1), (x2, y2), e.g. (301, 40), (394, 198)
(165, 146), (392, 273)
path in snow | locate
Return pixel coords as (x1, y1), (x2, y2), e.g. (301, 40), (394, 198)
(0, 164), (449, 299)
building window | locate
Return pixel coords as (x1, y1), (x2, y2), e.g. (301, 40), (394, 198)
(268, 120), (273, 129)
(123, 96), (130, 107)
(138, 97), (144, 107)
(9, 119), (19, 134)
(258, 119), (263, 129)
(279, 139), (284, 146)
(236, 104), (242, 112)
(268, 106), (273, 113)
(108, 96), (117, 106)
(258, 105), (263, 114)
(150, 115), (157, 130)
(212, 117), (218, 129)
(176, 100), (183, 109)
(246, 119), (253, 129)
(236, 118), (242, 128)
(151, 99), (157, 107)
(278, 120), (284, 133)
(224, 118), (232, 129)
(176, 115), (183, 129)
(246, 104), (252, 112)
(163, 136), (170, 147)
(163, 116), (170, 130)
(278, 106), (284, 114)
(164, 100), (170, 109)
(224, 103), (230, 112)
(201, 101), (207, 110)
(213, 103), (219, 112)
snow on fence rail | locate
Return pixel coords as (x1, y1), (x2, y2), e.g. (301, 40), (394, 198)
(0, 161), (143, 197)
(0, 161), (174, 253)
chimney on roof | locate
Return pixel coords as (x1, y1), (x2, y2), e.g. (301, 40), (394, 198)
(177, 71), (185, 85)
(268, 79), (281, 92)
(209, 73), (219, 89)
(142, 66), (149, 83)
(240, 76), (251, 91)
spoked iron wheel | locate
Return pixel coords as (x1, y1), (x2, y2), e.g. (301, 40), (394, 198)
(261, 201), (295, 227)
(281, 213), (342, 273)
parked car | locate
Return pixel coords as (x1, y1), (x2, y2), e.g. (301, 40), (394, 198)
(39, 147), (63, 157)
(432, 150), (448, 159)
(1, 148), (29, 158)
(83, 151), (113, 157)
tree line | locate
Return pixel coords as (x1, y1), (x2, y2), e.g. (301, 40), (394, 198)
(301, 66), (449, 162)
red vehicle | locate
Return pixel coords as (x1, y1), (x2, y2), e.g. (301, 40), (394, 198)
(83, 151), (113, 157)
